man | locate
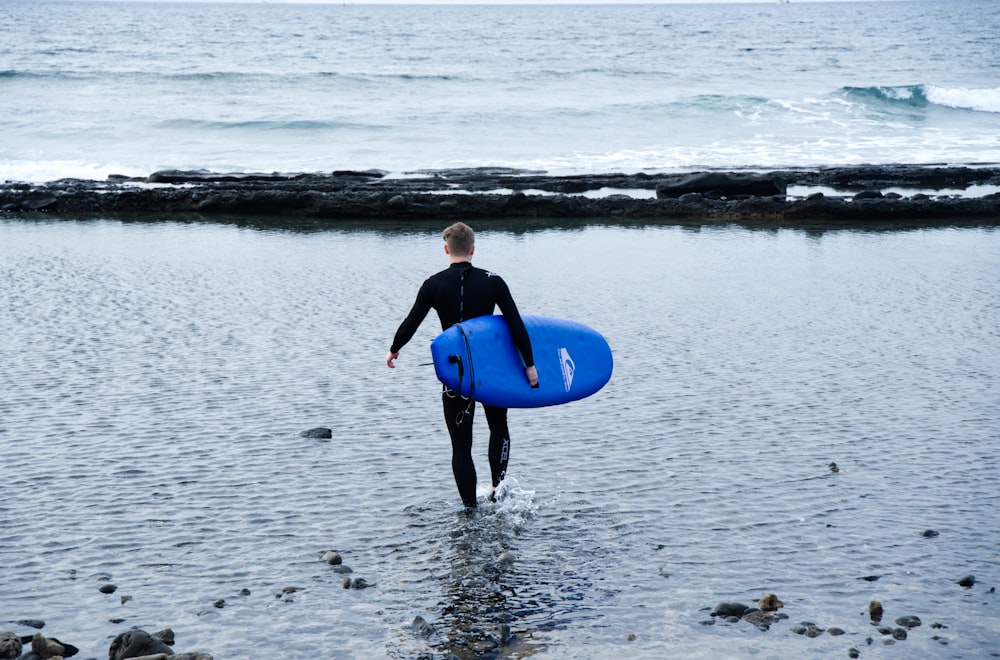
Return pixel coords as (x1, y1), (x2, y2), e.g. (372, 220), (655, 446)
(386, 222), (538, 508)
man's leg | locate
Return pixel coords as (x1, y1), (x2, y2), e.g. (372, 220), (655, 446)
(443, 389), (477, 507)
(484, 404), (510, 490)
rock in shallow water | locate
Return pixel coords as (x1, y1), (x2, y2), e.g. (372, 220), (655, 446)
(0, 632), (22, 660)
(15, 620), (45, 630)
(410, 615), (434, 638)
(711, 603), (750, 618)
(300, 427), (332, 439)
(108, 629), (174, 660)
(742, 609), (776, 630)
(342, 577), (371, 589)
(31, 633), (65, 659)
(757, 593), (784, 612)
(791, 622), (825, 638)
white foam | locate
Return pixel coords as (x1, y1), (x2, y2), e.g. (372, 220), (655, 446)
(924, 85), (1000, 114)
(483, 476), (537, 528)
(0, 159), (143, 184)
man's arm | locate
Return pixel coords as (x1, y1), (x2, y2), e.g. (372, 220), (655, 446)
(387, 282), (433, 368)
(493, 278), (538, 386)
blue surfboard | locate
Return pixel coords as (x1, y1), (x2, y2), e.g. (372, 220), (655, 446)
(430, 315), (612, 408)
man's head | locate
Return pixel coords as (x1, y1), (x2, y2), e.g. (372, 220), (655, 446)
(443, 222), (475, 260)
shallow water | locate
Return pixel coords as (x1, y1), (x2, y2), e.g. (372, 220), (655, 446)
(1, 218), (998, 658)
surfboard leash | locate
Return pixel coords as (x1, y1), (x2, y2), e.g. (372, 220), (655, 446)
(450, 323), (476, 427)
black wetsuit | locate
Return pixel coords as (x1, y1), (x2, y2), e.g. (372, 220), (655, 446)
(390, 261), (534, 507)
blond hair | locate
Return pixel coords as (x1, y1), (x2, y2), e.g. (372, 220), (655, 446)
(443, 222), (475, 256)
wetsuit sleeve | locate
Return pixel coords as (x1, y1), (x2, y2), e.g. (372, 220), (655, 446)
(390, 279), (434, 354)
(494, 277), (535, 368)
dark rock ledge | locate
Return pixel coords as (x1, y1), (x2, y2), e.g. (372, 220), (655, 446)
(3, 165), (999, 227)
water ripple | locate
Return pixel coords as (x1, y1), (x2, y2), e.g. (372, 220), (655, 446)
(1, 221), (998, 657)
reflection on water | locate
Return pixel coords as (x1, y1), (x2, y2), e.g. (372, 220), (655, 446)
(1, 218), (998, 658)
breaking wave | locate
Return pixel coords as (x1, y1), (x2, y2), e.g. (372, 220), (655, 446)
(842, 84), (1000, 114)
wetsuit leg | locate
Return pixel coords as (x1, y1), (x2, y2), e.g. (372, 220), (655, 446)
(484, 404), (510, 489)
(443, 389), (477, 507)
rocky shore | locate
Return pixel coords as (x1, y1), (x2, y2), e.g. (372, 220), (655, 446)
(3, 165), (1000, 228)
(2, 528), (991, 658)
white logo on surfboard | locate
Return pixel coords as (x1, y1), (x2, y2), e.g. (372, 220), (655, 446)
(559, 347), (575, 392)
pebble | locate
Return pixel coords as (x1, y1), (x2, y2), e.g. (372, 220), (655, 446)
(758, 593), (783, 612)
(301, 427), (332, 439)
(895, 615), (921, 628)
(31, 633), (64, 659)
(0, 632), (22, 660)
(958, 575), (975, 588)
(16, 620), (45, 630)
(869, 600), (883, 621)
(792, 622), (825, 638)
(497, 550), (515, 566)
(323, 551), (343, 565)
(410, 615), (434, 638)
(743, 609), (775, 630)
(711, 602), (750, 618)
(343, 577), (370, 589)
(922, 529), (940, 538)
(99, 584), (118, 594)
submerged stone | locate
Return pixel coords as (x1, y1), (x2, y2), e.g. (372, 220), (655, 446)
(15, 621), (44, 630)
(743, 609), (776, 630)
(411, 615), (434, 638)
(711, 602), (750, 618)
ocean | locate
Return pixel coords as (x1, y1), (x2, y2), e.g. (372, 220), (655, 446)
(2, 0), (1000, 183)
